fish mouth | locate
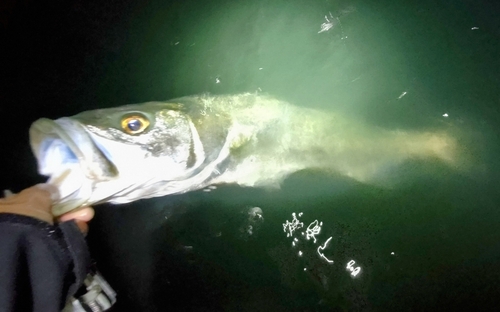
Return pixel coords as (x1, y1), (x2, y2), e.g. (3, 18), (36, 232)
(29, 117), (117, 215)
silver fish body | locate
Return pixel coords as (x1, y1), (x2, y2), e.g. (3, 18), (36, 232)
(30, 93), (461, 216)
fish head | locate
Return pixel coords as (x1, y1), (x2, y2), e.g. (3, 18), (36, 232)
(30, 101), (229, 216)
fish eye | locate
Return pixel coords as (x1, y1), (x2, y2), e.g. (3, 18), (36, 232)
(121, 115), (150, 135)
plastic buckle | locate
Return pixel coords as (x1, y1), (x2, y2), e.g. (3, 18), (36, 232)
(63, 270), (116, 312)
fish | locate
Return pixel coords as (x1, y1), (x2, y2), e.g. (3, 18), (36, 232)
(29, 93), (463, 216)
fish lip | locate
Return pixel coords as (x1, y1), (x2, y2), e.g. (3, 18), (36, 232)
(30, 118), (85, 168)
(29, 117), (115, 180)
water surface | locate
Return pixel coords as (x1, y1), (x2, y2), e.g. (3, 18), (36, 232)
(1, 0), (499, 310)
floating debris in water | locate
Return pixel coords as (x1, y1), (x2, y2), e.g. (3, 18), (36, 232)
(283, 212), (304, 237)
(318, 7), (356, 35)
(318, 12), (339, 34)
(305, 220), (323, 243)
(282, 211), (369, 278)
(239, 207), (264, 240)
(346, 260), (361, 277)
(317, 237), (334, 264)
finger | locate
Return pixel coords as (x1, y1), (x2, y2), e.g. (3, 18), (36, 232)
(59, 207), (95, 223)
(74, 220), (89, 235)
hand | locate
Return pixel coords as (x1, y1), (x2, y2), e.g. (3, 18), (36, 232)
(0, 184), (94, 233)
(58, 206), (95, 234)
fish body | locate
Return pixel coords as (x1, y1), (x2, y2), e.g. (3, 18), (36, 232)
(30, 93), (459, 216)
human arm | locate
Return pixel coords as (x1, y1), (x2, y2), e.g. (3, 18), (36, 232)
(0, 185), (93, 312)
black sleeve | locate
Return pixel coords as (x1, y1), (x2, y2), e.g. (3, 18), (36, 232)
(0, 213), (91, 312)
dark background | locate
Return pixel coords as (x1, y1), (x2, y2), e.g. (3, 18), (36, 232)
(1, 0), (500, 311)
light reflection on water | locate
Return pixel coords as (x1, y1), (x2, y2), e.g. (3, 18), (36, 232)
(104, 0), (497, 307)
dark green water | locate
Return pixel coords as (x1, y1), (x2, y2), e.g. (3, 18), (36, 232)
(1, 0), (500, 311)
